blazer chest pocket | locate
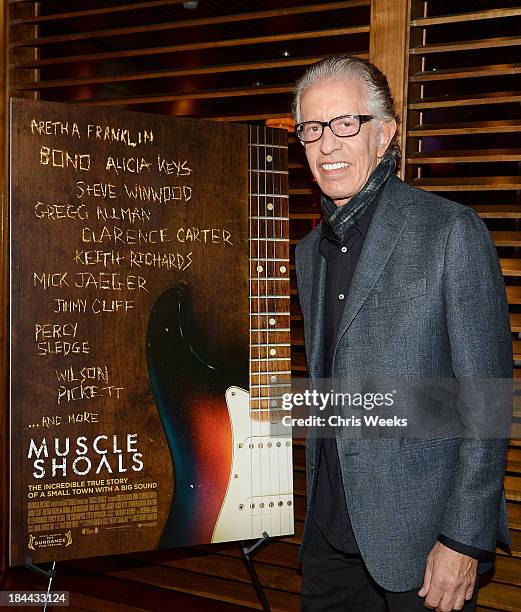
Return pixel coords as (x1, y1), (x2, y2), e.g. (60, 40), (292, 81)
(370, 276), (426, 308)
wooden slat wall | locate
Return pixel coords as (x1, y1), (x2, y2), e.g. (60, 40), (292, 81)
(2, 0), (370, 609)
(405, 2), (521, 610)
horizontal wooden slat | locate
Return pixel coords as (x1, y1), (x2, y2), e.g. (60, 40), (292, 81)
(104, 562), (278, 611)
(472, 205), (521, 219)
(198, 540), (301, 570)
(290, 188), (314, 196)
(502, 260), (521, 277)
(15, 55), (333, 91)
(504, 475), (520, 502)
(290, 212), (321, 220)
(410, 63), (521, 82)
(410, 35), (521, 55)
(11, 0), (186, 25)
(409, 91), (521, 110)
(507, 447), (521, 474)
(407, 149), (521, 164)
(74, 84), (294, 107)
(411, 8), (521, 27)
(12, 0), (370, 28)
(127, 550), (301, 594)
(507, 500), (521, 530)
(478, 581), (521, 612)
(506, 286), (521, 305)
(492, 555), (521, 588)
(65, 557), (301, 611)
(4, 562), (247, 612)
(510, 314), (521, 333)
(408, 120), (521, 137)
(211, 112), (293, 122)
(412, 177), (521, 191)
(492, 232), (521, 247)
(13, 25), (370, 69)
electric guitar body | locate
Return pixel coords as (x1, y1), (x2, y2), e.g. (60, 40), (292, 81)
(147, 125), (293, 548)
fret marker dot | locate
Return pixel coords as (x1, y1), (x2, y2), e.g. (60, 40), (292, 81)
(280, 265), (286, 274)
(257, 265), (263, 272)
(270, 348), (277, 356)
(269, 318), (276, 326)
(267, 202), (274, 211)
(266, 154), (273, 162)
(271, 399), (277, 407)
(271, 375), (277, 382)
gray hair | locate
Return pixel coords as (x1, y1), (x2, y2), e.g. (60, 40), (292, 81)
(292, 55), (400, 159)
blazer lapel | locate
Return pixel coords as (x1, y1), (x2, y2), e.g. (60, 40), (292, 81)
(334, 176), (414, 348)
(307, 236), (327, 380)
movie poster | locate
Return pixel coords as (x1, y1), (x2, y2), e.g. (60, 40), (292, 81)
(9, 98), (293, 565)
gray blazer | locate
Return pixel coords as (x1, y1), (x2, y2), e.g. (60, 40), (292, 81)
(295, 174), (512, 591)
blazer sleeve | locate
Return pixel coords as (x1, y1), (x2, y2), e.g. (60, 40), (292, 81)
(439, 206), (512, 551)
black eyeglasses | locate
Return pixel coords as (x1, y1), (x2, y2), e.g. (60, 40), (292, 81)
(295, 114), (373, 143)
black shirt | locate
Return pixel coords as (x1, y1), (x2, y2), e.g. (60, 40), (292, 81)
(311, 191), (379, 553)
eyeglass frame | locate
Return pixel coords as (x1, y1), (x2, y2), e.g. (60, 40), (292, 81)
(295, 114), (374, 143)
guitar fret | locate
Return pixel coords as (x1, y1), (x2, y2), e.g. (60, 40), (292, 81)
(250, 328), (291, 332)
(252, 382), (291, 387)
(250, 216), (289, 221)
(251, 370), (292, 375)
(252, 311), (290, 315)
(250, 295), (290, 299)
(250, 258), (289, 262)
(249, 237), (287, 242)
(250, 169), (288, 175)
(250, 193), (289, 198)
(251, 277), (290, 281)
(250, 397), (286, 403)
(250, 343), (291, 347)
(250, 358), (290, 362)
(249, 143), (288, 149)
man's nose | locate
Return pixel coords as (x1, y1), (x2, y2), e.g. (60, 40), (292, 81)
(319, 125), (341, 154)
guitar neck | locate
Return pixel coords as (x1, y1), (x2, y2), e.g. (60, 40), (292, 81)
(248, 125), (291, 417)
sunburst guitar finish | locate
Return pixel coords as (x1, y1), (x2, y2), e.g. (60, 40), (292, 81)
(146, 125), (293, 547)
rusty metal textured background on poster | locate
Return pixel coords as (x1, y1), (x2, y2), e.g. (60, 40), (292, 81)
(9, 98), (293, 565)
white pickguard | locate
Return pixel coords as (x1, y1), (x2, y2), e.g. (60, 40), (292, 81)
(211, 386), (294, 542)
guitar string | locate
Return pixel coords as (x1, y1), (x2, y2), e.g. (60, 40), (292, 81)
(261, 124), (269, 536)
(261, 126), (276, 533)
(250, 123), (255, 539)
(269, 126), (281, 536)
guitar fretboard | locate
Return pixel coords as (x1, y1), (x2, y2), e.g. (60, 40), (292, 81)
(249, 125), (291, 418)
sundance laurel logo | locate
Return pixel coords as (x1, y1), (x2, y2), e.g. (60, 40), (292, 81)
(28, 530), (72, 550)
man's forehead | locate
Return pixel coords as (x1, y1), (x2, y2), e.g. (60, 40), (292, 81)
(299, 77), (368, 119)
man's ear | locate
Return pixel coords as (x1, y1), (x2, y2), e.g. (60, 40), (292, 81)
(377, 118), (397, 157)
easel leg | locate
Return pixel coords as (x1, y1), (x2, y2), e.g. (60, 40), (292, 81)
(24, 558), (56, 612)
(240, 532), (271, 612)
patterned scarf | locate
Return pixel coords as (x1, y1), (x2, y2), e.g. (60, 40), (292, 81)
(320, 150), (397, 243)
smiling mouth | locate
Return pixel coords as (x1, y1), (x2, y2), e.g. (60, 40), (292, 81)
(320, 162), (350, 171)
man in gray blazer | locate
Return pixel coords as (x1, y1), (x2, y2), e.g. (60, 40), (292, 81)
(293, 56), (512, 611)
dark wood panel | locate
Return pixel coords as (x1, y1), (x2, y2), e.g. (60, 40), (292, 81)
(408, 120), (521, 136)
(410, 35), (521, 55)
(12, 1), (369, 44)
(409, 63), (521, 82)
(15, 56), (334, 91)
(13, 26), (370, 69)
(409, 91), (521, 109)
(411, 7), (521, 27)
